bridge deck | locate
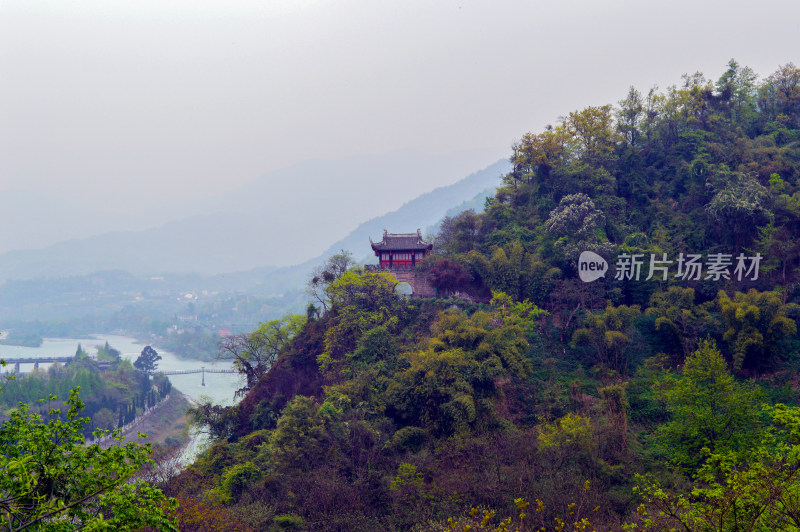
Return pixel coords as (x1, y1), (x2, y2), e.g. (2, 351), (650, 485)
(161, 369), (236, 375)
(3, 357), (72, 363)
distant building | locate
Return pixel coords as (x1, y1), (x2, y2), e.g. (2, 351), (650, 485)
(368, 229), (435, 297)
(370, 229), (433, 269)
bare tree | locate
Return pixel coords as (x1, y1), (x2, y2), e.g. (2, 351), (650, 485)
(138, 443), (186, 488)
(216, 315), (305, 398)
(307, 250), (354, 313)
(217, 334), (263, 398)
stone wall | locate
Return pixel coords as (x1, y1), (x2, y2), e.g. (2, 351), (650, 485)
(366, 265), (436, 297)
(392, 269), (436, 297)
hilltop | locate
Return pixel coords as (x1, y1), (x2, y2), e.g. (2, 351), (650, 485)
(162, 61), (800, 530)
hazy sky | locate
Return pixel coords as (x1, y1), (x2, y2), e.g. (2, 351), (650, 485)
(2, 0), (799, 213)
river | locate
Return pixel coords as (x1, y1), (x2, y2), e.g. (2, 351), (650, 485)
(0, 334), (240, 405)
(1, 334), (242, 463)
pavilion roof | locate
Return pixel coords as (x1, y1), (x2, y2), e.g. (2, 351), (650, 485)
(370, 229), (433, 252)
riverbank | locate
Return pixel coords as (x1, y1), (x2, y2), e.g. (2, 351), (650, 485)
(115, 389), (193, 447)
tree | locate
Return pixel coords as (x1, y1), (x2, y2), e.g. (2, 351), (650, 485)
(307, 250), (354, 313)
(0, 388), (177, 530)
(133, 345), (162, 374)
(565, 105), (620, 168)
(490, 290), (548, 339)
(187, 401), (239, 442)
(617, 86), (645, 147)
(268, 396), (327, 472)
(758, 62), (800, 129)
(658, 340), (763, 473)
(716, 289), (798, 372)
(436, 210), (482, 255)
(545, 193), (613, 268)
(385, 308), (530, 437)
(572, 304), (642, 374)
(633, 404), (800, 532)
(348, 324), (400, 372)
(97, 341), (122, 365)
(705, 170), (771, 246)
(645, 287), (713, 360)
(754, 222), (800, 285)
(537, 413), (597, 467)
(217, 314), (306, 398)
(488, 248), (517, 296)
(428, 259), (470, 296)
(317, 270), (402, 372)
(511, 125), (569, 189)
(715, 58), (758, 128)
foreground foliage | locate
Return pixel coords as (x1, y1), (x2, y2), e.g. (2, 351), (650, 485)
(631, 404), (800, 531)
(0, 388), (177, 531)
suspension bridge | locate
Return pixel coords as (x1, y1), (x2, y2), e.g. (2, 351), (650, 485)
(161, 367), (236, 386)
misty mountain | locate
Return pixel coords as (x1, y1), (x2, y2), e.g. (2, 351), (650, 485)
(0, 150), (501, 282)
(0, 190), (123, 254)
(0, 159), (508, 323)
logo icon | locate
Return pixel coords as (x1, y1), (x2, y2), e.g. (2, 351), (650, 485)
(578, 251), (608, 283)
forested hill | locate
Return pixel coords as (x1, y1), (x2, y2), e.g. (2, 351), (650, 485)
(168, 61), (800, 531)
